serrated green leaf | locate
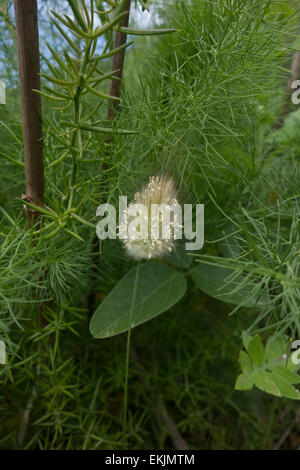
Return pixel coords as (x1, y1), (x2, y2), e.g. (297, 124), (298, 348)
(236, 334), (300, 400)
(235, 372), (256, 391)
(268, 371), (300, 400)
(265, 335), (286, 362)
(254, 372), (281, 397)
(248, 335), (265, 367)
(90, 262), (187, 339)
(239, 350), (253, 374)
(274, 367), (300, 385)
(242, 331), (253, 351)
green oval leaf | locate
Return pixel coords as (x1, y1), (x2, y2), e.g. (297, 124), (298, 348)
(235, 372), (256, 391)
(191, 264), (266, 308)
(254, 372), (281, 397)
(90, 262), (187, 339)
(265, 335), (286, 362)
(248, 335), (265, 367)
(267, 372), (300, 400)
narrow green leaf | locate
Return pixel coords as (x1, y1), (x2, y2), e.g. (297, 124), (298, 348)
(71, 213), (95, 228)
(50, 10), (88, 37)
(51, 18), (81, 55)
(19, 200), (57, 219)
(67, 0), (88, 32)
(33, 89), (67, 102)
(0, 152), (24, 167)
(87, 69), (121, 85)
(43, 86), (71, 99)
(117, 27), (177, 36)
(63, 13), (89, 36)
(0, 206), (17, 226)
(90, 40), (134, 61)
(46, 42), (75, 77)
(40, 73), (78, 87)
(139, 0), (150, 12)
(63, 51), (80, 77)
(92, 11), (129, 38)
(85, 85), (120, 101)
(0, 121), (22, 145)
(63, 228), (85, 242)
(79, 123), (137, 135)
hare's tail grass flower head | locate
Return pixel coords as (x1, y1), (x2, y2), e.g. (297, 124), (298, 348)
(119, 175), (181, 260)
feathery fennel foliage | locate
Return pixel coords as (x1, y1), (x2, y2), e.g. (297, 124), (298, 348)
(0, 0), (299, 449)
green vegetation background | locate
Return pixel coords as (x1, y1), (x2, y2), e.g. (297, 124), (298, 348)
(0, 0), (300, 449)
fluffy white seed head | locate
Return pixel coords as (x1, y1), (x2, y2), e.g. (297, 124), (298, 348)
(119, 176), (181, 260)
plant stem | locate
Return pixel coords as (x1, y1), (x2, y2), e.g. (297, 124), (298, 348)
(67, 38), (92, 211)
(131, 348), (188, 450)
(107, 0), (131, 121)
(14, 4), (47, 442)
(123, 262), (140, 429)
(14, 0), (44, 227)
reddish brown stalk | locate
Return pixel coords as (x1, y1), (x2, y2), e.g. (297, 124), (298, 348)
(14, 1), (46, 444)
(107, 0), (132, 122)
(14, 0), (44, 227)
(101, 0), (131, 171)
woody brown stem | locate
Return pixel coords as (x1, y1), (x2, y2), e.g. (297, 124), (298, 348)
(14, 4), (46, 444)
(102, 0), (131, 171)
(107, 0), (131, 121)
(14, 0), (44, 227)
